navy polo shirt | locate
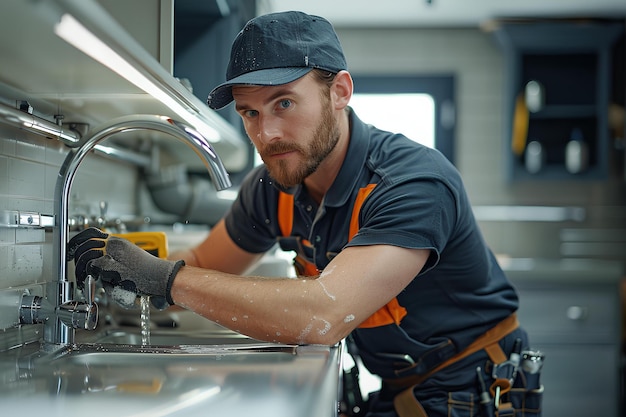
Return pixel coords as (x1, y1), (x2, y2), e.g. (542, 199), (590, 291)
(224, 109), (519, 376)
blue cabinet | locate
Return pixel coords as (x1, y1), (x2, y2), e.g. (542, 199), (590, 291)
(504, 259), (624, 417)
(494, 22), (623, 180)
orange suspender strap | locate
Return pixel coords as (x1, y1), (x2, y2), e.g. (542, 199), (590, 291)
(391, 313), (519, 417)
(353, 184), (408, 328)
(277, 191), (318, 275)
(277, 183), (378, 268)
(278, 183), (377, 241)
(277, 191), (294, 237)
(277, 185), (407, 326)
(348, 183), (377, 239)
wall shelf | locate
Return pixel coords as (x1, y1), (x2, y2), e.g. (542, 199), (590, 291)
(494, 21), (623, 181)
(529, 105), (597, 119)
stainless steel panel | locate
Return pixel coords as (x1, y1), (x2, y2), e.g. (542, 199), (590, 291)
(0, 342), (342, 417)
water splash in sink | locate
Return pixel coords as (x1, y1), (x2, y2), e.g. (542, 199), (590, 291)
(140, 296), (151, 346)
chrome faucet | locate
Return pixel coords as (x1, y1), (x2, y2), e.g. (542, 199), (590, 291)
(19, 114), (231, 351)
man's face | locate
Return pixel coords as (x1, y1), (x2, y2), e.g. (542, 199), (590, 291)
(232, 73), (340, 188)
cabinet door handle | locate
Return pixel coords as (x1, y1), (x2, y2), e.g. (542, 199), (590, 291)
(566, 305), (588, 321)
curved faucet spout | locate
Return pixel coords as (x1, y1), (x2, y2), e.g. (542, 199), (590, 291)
(45, 114), (232, 348)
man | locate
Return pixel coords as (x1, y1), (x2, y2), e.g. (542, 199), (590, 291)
(69, 11), (541, 417)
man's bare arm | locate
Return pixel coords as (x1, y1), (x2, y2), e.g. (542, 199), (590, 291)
(169, 219), (263, 274)
(170, 243), (429, 345)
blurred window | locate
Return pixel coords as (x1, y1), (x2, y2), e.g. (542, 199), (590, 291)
(352, 75), (456, 164)
(350, 93), (435, 149)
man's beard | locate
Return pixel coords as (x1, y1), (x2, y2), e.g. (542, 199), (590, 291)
(260, 99), (340, 188)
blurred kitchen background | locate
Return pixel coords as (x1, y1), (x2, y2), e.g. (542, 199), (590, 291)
(0, 0), (625, 415)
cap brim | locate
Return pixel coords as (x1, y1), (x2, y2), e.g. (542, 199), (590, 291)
(207, 67), (313, 110)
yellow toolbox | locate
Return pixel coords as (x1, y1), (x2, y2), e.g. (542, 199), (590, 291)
(111, 232), (168, 259)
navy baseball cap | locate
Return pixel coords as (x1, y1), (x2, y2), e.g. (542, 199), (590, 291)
(207, 11), (347, 110)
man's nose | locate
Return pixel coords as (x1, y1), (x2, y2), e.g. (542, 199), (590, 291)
(257, 114), (282, 143)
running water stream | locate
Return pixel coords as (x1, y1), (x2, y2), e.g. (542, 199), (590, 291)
(140, 296), (151, 346)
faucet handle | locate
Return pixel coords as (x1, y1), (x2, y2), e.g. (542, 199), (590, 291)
(96, 200), (108, 228)
(56, 276), (99, 331)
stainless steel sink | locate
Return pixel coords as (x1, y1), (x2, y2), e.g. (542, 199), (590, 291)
(0, 309), (343, 416)
(52, 342), (299, 362)
(0, 342), (341, 417)
(76, 310), (262, 346)
(91, 329), (259, 345)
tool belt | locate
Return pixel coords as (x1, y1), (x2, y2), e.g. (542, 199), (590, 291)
(385, 313), (519, 417)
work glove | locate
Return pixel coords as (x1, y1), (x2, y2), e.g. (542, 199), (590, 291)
(67, 227), (185, 310)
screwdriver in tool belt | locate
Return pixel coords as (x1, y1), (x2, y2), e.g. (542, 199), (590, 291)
(509, 338), (522, 383)
(476, 367), (493, 417)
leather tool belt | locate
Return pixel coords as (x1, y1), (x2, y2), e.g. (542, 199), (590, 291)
(385, 313), (520, 417)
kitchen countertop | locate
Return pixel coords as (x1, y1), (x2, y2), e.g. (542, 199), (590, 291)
(498, 256), (624, 284)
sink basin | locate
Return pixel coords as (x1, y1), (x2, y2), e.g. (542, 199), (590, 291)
(92, 329), (259, 345)
(0, 339), (342, 417)
(46, 342), (299, 390)
(76, 310), (262, 346)
(50, 342), (299, 370)
(1, 309), (343, 417)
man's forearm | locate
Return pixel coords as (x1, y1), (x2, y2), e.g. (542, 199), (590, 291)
(169, 266), (352, 346)
(168, 248), (200, 266)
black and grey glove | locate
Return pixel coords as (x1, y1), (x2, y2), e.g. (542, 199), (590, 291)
(68, 227), (184, 309)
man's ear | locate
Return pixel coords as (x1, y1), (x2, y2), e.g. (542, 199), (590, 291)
(331, 70), (353, 110)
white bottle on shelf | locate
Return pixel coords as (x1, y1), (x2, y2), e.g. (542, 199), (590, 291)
(565, 128), (588, 174)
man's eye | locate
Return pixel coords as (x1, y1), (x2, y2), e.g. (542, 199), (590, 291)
(278, 99), (292, 109)
(244, 110), (258, 117)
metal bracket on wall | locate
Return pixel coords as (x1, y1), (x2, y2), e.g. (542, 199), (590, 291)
(0, 210), (54, 229)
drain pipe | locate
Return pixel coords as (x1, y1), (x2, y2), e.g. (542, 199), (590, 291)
(145, 164), (235, 226)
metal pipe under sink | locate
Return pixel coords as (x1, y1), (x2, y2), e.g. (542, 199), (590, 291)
(21, 114), (231, 351)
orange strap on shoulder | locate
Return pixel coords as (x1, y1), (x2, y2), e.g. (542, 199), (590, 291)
(278, 184), (377, 241)
(277, 186), (409, 327)
(277, 192), (294, 237)
(349, 183), (377, 239)
(277, 186), (413, 329)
